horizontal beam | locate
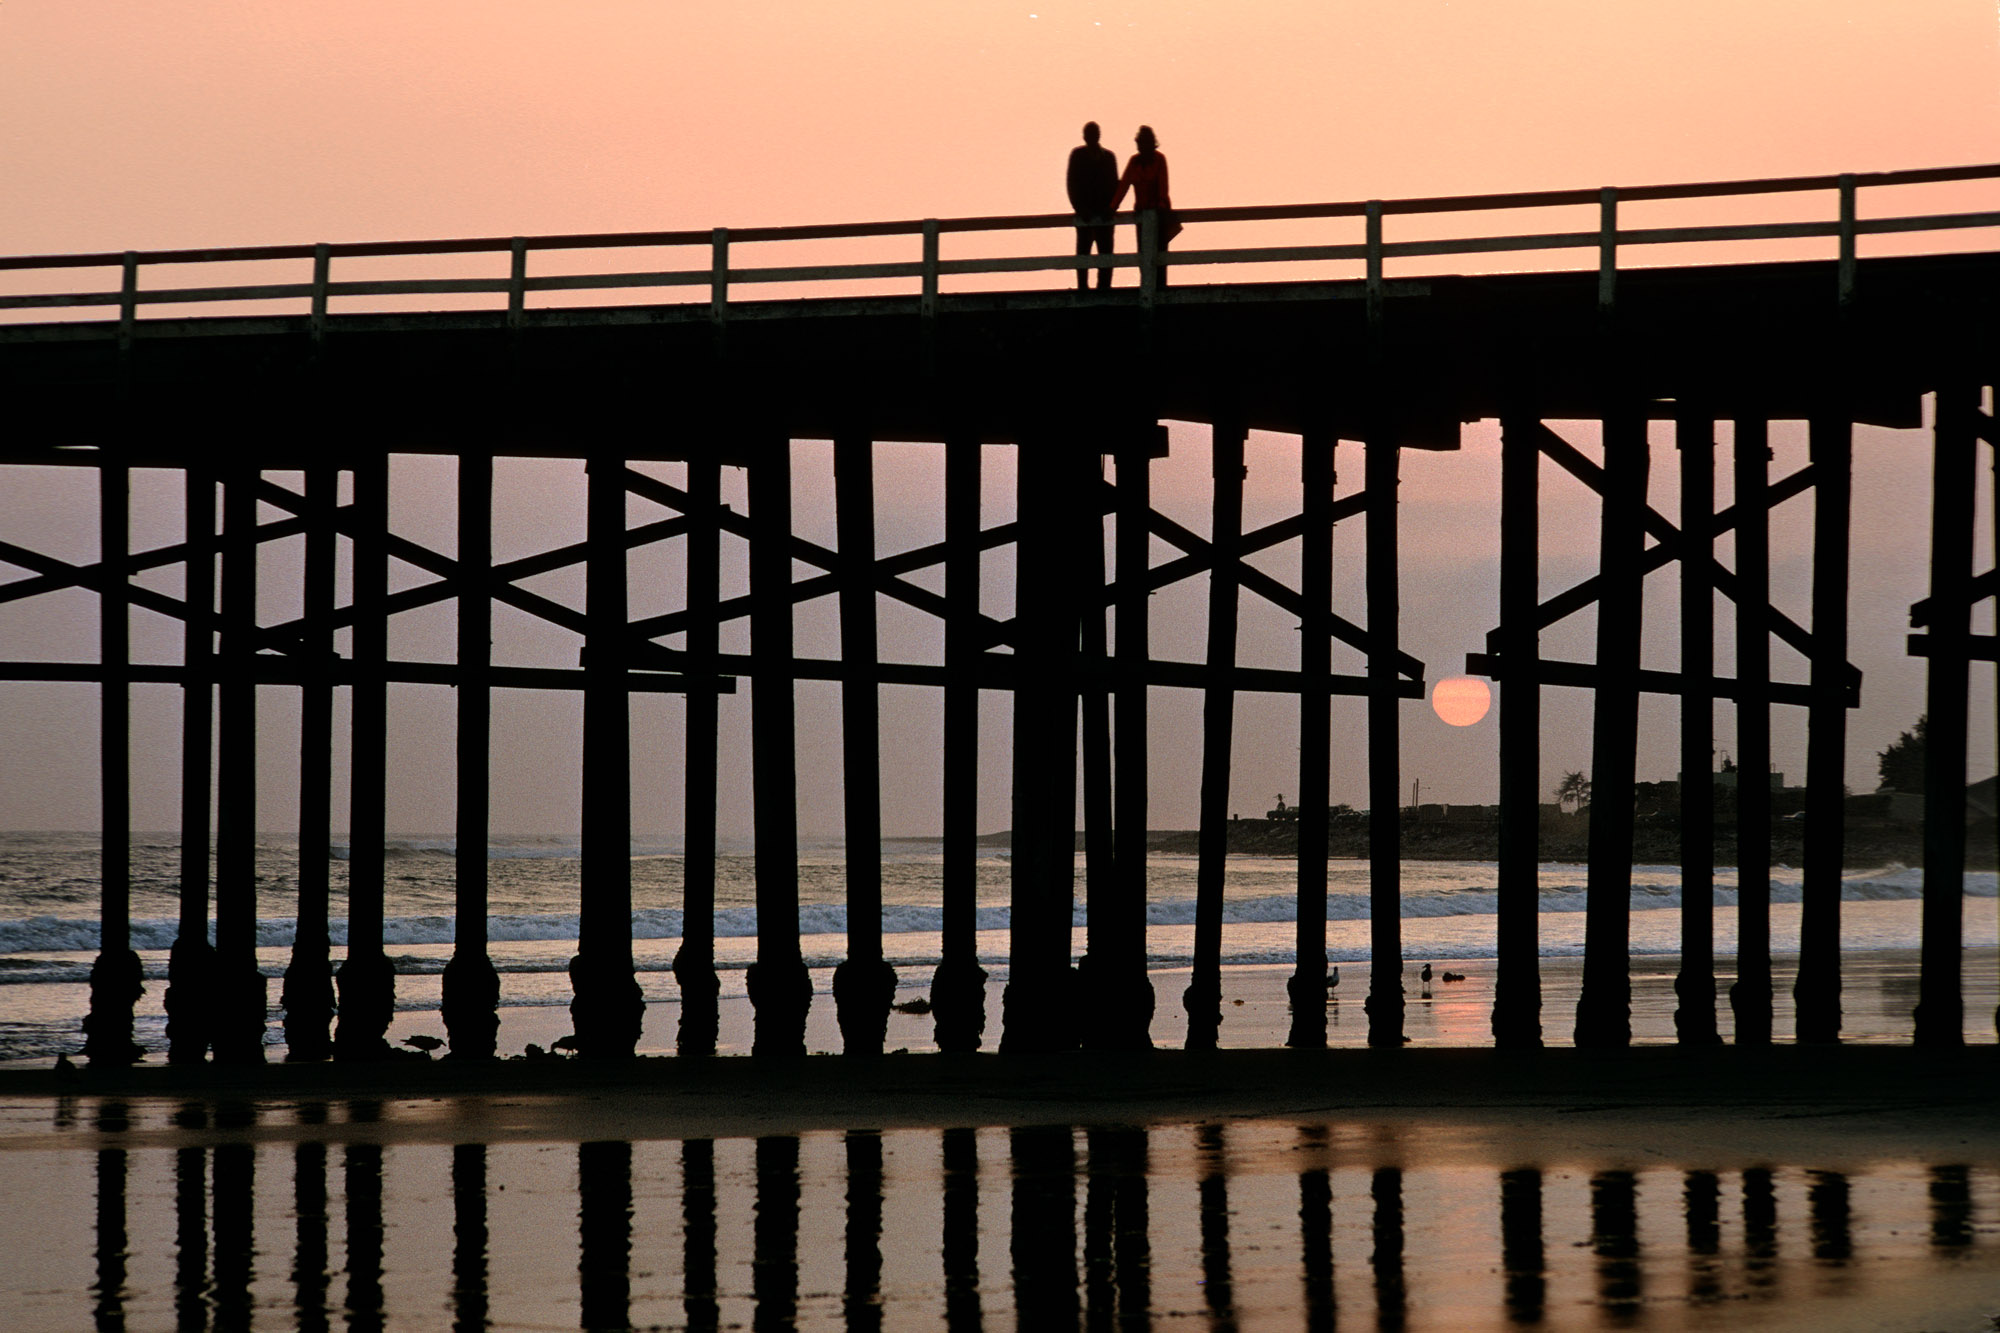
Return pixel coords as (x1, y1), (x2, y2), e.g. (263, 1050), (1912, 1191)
(1910, 567), (1999, 626)
(1907, 633), (2000, 662)
(0, 658), (734, 692)
(1466, 652), (1857, 707)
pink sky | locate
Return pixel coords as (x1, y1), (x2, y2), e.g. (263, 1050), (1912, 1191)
(2, 4), (1998, 834)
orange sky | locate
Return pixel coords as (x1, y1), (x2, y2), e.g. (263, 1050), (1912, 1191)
(2, 4), (1999, 834)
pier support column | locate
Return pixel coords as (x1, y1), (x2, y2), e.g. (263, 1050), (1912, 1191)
(574, 454), (645, 1058)
(1574, 413), (1647, 1048)
(832, 434), (896, 1055)
(931, 431), (988, 1051)
(1730, 419), (1774, 1045)
(1000, 435), (1081, 1054)
(1363, 433), (1406, 1047)
(1078, 451), (1123, 1049)
(674, 451), (723, 1055)
(748, 436), (811, 1056)
(165, 466), (216, 1063)
(444, 451), (500, 1058)
(1673, 413), (1721, 1046)
(1795, 415), (1852, 1043)
(1492, 415), (1544, 1049)
(1288, 433), (1334, 1049)
(335, 452), (395, 1059)
(213, 468), (267, 1063)
(281, 465), (337, 1060)
(1915, 386), (1975, 1048)
(1105, 423), (1156, 1050)
(1187, 419), (1245, 1051)
(84, 451), (142, 1066)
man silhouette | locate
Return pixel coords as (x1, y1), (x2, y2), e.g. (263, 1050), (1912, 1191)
(1067, 122), (1118, 291)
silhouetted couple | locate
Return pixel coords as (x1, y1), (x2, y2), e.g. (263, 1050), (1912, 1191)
(1067, 123), (1177, 291)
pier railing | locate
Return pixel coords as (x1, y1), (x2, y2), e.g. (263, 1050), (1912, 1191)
(2, 163), (1999, 328)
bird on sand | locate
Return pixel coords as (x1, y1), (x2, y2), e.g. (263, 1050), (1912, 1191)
(402, 1034), (443, 1054)
(1324, 966), (1340, 989)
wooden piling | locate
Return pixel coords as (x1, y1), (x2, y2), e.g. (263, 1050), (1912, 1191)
(1730, 419), (1774, 1045)
(832, 434), (896, 1055)
(673, 452), (723, 1055)
(1364, 435), (1405, 1047)
(1574, 413), (1646, 1048)
(747, 436), (811, 1057)
(1079, 451), (1120, 1050)
(1492, 415), (1544, 1049)
(1001, 437), (1079, 1054)
(1795, 415), (1852, 1043)
(84, 451), (141, 1066)
(443, 451), (500, 1058)
(1188, 421), (1245, 1051)
(165, 466), (216, 1063)
(931, 432), (987, 1052)
(280, 465), (337, 1060)
(1110, 425), (1156, 1050)
(334, 453), (395, 1059)
(1915, 386), (1973, 1048)
(1287, 433), (1334, 1049)
(1673, 412), (1721, 1046)
(575, 454), (644, 1058)
(213, 469), (267, 1063)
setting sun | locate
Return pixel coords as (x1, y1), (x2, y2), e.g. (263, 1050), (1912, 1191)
(1431, 677), (1492, 727)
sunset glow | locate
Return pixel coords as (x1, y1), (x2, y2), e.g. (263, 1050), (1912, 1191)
(1431, 678), (1492, 728)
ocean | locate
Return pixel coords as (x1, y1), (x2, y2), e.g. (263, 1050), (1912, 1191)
(1, 831), (1995, 1063)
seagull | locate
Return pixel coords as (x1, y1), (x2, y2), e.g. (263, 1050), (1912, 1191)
(401, 1034), (444, 1053)
(1324, 966), (1340, 989)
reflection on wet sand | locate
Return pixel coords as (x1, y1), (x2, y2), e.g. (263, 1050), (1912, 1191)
(844, 1130), (883, 1333)
(1499, 1167), (1544, 1323)
(40, 1113), (1999, 1330)
(450, 1143), (487, 1333)
(940, 1126), (982, 1332)
(577, 1140), (631, 1333)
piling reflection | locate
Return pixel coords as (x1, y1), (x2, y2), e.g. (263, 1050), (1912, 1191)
(845, 1131), (885, 1333)
(294, 1140), (331, 1333)
(753, 1136), (800, 1333)
(1011, 1125), (1078, 1329)
(1589, 1170), (1640, 1320)
(681, 1139), (719, 1333)
(174, 1140), (207, 1333)
(578, 1140), (632, 1332)
(343, 1142), (385, 1333)
(1929, 1164), (1972, 1251)
(1370, 1167), (1405, 1331)
(1741, 1166), (1778, 1292)
(940, 1127), (982, 1333)
(1195, 1125), (1236, 1332)
(1297, 1137), (1333, 1332)
(452, 1144), (489, 1333)
(43, 1123), (2000, 1329)
(1082, 1126), (1149, 1330)
(1498, 1167), (1544, 1323)
(1683, 1170), (1722, 1305)
(93, 1140), (127, 1333)
(1807, 1170), (1851, 1264)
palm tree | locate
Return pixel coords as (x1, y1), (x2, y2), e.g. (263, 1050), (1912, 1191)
(1555, 770), (1592, 815)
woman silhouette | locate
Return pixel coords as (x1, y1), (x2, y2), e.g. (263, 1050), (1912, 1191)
(1111, 126), (1177, 286)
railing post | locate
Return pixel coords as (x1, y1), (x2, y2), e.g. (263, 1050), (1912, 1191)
(1597, 187), (1618, 313)
(711, 228), (730, 326)
(921, 220), (940, 319)
(1139, 210), (1159, 307)
(1365, 201), (1384, 332)
(1837, 173), (1858, 308)
(117, 252), (138, 354)
(506, 238), (527, 330)
(310, 243), (330, 345)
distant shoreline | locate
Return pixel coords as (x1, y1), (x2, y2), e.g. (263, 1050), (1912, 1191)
(979, 821), (1998, 867)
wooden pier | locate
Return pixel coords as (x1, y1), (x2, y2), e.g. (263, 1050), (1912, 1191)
(3, 163), (1998, 1062)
